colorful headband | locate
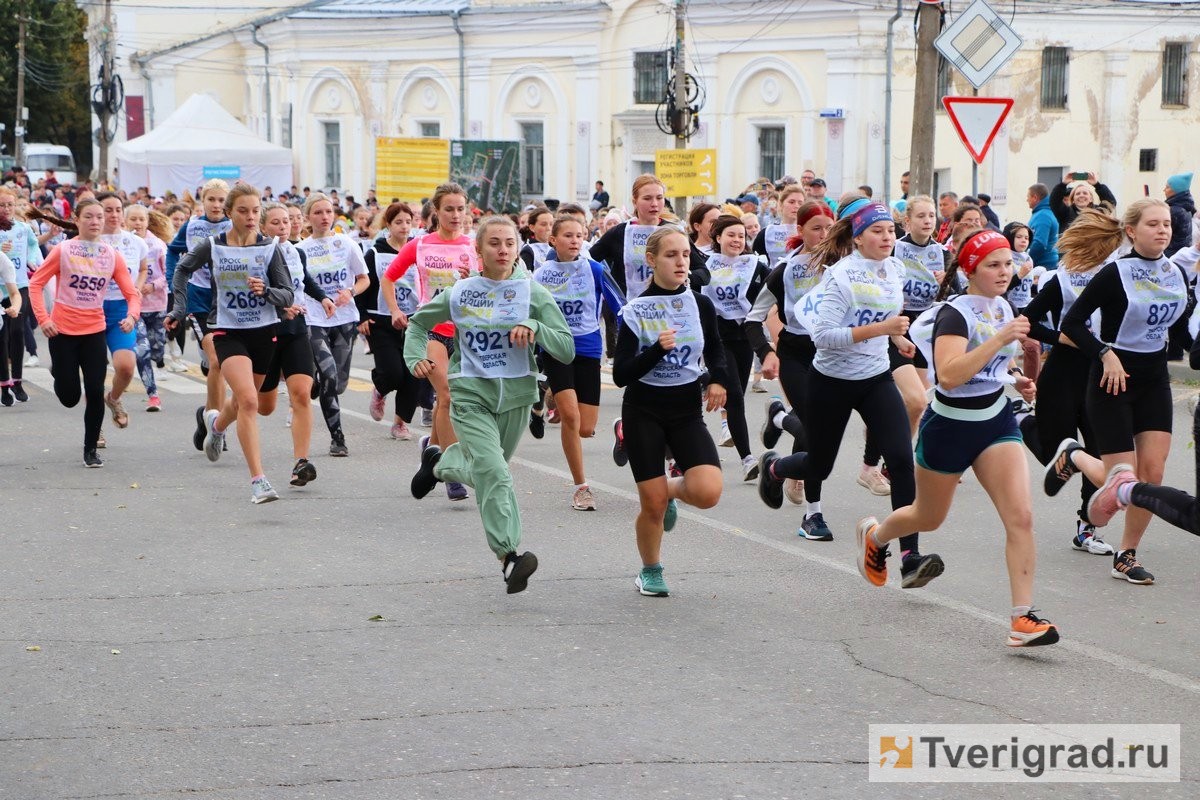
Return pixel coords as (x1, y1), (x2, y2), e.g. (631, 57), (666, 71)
(957, 230), (1010, 274)
(838, 197), (872, 221)
(851, 204), (893, 237)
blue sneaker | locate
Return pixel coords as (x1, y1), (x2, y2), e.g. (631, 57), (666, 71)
(635, 565), (669, 597)
(663, 499), (678, 532)
(798, 512), (833, 541)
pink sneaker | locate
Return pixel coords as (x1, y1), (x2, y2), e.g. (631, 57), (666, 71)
(146, 395), (162, 412)
(369, 388), (386, 421)
(390, 420), (411, 440)
(1087, 464), (1136, 528)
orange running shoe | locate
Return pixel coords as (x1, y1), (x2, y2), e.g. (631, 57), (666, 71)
(856, 517), (889, 587)
(1007, 610), (1060, 648)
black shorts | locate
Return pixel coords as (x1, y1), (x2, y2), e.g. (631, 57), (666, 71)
(259, 330), (315, 393)
(622, 399), (720, 483)
(915, 397), (1021, 474)
(427, 330), (455, 356)
(888, 311), (928, 370)
(1086, 359), (1173, 455)
(211, 326), (278, 375)
(542, 354), (602, 406)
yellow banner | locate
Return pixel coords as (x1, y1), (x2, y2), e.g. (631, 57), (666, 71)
(655, 148), (717, 197)
(375, 138), (451, 203)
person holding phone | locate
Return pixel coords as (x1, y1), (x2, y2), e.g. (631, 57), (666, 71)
(1049, 169), (1117, 230)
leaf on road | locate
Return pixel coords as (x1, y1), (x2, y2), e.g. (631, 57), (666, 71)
(25, 645), (41, 652)
(130, 483), (140, 489)
(367, 615), (385, 622)
(111, 649), (121, 655)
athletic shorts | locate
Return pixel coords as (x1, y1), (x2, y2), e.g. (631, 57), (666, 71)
(427, 329), (455, 356)
(212, 325), (278, 375)
(915, 396), (1021, 474)
(622, 399), (720, 483)
(102, 299), (136, 353)
(258, 330), (315, 393)
(1085, 359), (1173, 454)
(186, 284), (213, 336)
(887, 313), (928, 371)
(543, 354), (602, 406)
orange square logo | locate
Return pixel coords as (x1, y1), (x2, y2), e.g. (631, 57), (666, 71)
(880, 735), (913, 768)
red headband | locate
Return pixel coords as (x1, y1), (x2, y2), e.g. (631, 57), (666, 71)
(957, 230), (1010, 274)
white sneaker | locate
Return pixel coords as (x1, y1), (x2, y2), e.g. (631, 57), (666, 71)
(24, 355), (39, 368)
(718, 423), (733, 447)
(167, 357), (188, 373)
(857, 465), (891, 496)
(741, 454), (760, 481)
(750, 376), (767, 393)
(784, 478), (806, 505)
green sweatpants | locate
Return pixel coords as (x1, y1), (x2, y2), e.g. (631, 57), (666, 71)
(435, 400), (529, 558)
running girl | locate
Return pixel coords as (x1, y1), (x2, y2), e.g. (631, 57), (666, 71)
(613, 228), (728, 597)
(753, 184), (806, 267)
(0, 186), (43, 405)
(98, 193), (150, 434)
(125, 204), (168, 411)
(30, 200), (141, 467)
(406, 215), (574, 594)
(519, 206), (554, 271)
(1003, 221), (1040, 381)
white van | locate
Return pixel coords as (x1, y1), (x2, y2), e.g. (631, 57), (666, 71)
(24, 144), (78, 187)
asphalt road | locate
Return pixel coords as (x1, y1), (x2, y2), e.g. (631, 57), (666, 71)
(3, 345), (1200, 799)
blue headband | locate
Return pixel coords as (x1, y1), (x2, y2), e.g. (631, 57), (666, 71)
(851, 204), (893, 237)
(838, 197), (872, 221)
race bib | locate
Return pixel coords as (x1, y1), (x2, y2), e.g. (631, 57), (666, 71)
(763, 224), (793, 266)
(620, 292), (704, 387)
(449, 277), (533, 379)
(533, 258), (599, 336)
(1115, 257), (1187, 353)
(622, 224), (658, 300)
(700, 254), (758, 320)
(415, 238), (478, 304)
(185, 216), (232, 289)
(212, 238), (277, 329)
(56, 240), (115, 310)
(894, 239), (943, 312)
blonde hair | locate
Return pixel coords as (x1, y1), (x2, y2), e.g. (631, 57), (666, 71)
(779, 184), (806, 204)
(475, 214), (518, 246)
(631, 173), (666, 200)
(123, 204), (148, 221)
(200, 178), (230, 201)
(430, 182), (468, 211)
(644, 226), (688, 260)
(146, 209), (173, 242)
(905, 194), (936, 218)
(303, 192), (332, 217)
(1122, 197), (1170, 230)
(1056, 209), (1123, 273)
(260, 200), (288, 225)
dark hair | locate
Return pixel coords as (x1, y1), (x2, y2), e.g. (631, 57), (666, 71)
(710, 214), (746, 243)
(95, 191), (121, 205)
(935, 226), (988, 302)
(551, 213), (586, 237)
(687, 202), (720, 241)
(784, 201), (836, 252)
(1002, 221), (1031, 249)
(951, 202), (983, 224)
(1029, 183), (1049, 201)
(383, 202), (413, 225)
(558, 202), (586, 217)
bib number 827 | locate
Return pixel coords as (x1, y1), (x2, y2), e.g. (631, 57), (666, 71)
(1146, 302), (1179, 326)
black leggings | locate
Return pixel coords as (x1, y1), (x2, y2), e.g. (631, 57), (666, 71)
(48, 330), (108, 450)
(1128, 405), (1200, 535)
(0, 287), (30, 383)
(772, 369), (920, 553)
(776, 334), (814, 454)
(366, 316), (421, 422)
(1028, 345), (1098, 523)
(721, 337), (754, 459)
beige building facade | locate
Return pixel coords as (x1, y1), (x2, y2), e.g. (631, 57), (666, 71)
(90, 0), (1199, 218)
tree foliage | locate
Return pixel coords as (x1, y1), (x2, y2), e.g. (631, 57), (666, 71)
(0, 0), (93, 175)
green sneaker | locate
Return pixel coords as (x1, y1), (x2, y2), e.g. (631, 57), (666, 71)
(663, 499), (678, 532)
(635, 565), (669, 597)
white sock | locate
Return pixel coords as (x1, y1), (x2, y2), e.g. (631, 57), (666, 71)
(575, 483), (587, 491)
(806, 500), (822, 516)
(773, 410), (788, 428)
(1011, 604), (1032, 619)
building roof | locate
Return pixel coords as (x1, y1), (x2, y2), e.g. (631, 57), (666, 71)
(289, 0), (469, 18)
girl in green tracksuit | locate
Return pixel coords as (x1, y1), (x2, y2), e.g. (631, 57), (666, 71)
(405, 215), (575, 594)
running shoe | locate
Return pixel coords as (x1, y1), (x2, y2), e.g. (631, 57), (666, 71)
(855, 516), (889, 586)
(105, 392), (129, 428)
(418, 434), (430, 453)
(718, 421), (733, 447)
(83, 448), (104, 468)
(290, 458), (317, 487)
(390, 420), (411, 440)
(1071, 521), (1115, 554)
(757, 450), (784, 509)
(420, 407), (433, 427)
(192, 406), (207, 451)
(411, 445), (442, 499)
(635, 565), (669, 597)
(368, 388), (386, 421)
(857, 464), (890, 496)
(329, 431), (349, 457)
(784, 478), (806, 506)
(547, 407), (560, 424)
(1044, 438), (1083, 497)
(798, 512), (833, 541)
(529, 409), (545, 440)
(168, 357), (188, 373)
(572, 485), (596, 511)
(502, 551), (538, 594)
(761, 397), (787, 449)
(203, 409), (224, 462)
(146, 395), (161, 412)
(1007, 610), (1060, 648)
(663, 499), (678, 532)
(900, 552), (945, 588)
(1111, 549), (1154, 585)
(24, 354), (39, 368)
(1009, 398), (1035, 417)
(750, 376), (767, 393)
(741, 454), (760, 482)
(251, 476), (280, 505)
(1087, 463), (1136, 528)
(12, 382), (27, 403)
(611, 418), (628, 467)
(96, 430), (106, 449)
(446, 482), (469, 501)
(0, 386), (12, 406)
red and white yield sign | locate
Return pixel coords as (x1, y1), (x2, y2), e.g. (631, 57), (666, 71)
(942, 96), (1013, 164)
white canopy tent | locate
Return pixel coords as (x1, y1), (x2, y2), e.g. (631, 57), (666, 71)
(113, 93), (293, 195)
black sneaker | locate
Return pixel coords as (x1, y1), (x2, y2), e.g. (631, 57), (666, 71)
(757, 450), (784, 509)
(798, 512), (833, 541)
(761, 397), (786, 449)
(290, 458), (317, 487)
(0, 386), (12, 407)
(1044, 438), (1083, 497)
(411, 445), (443, 499)
(1111, 549), (1154, 585)
(329, 431), (349, 457)
(611, 418), (627, 467)
(11, 382), (27, 403)
(502, 551), (539, 594)
(192, 406), (207, 451)
(529, 410), (545, 440)
(900, 552), (945, 588)
(83, 448), (104, 468)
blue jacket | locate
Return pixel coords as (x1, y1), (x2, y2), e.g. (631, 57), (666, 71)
(1028, 197), (1060, 269)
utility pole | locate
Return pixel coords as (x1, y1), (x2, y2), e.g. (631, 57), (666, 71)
(908, 0), (941, 197)
(14, 9), (27, 167)
(97, 0), (115, 185)
(672, 0), (687, 216)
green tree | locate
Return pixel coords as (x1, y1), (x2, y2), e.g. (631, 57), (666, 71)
(0, 0), (93, 175)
